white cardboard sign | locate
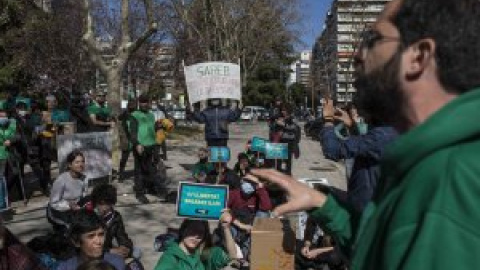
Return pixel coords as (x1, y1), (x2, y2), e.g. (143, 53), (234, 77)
(184, 62), (241, 104)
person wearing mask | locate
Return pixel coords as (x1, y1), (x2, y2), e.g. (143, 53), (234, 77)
(129, 95), (163, 204)
(0, 107), (16, 209)
(151, 101), (171, 160)
(188, 99), (242, 147)
(154, 213), (238, 270)
(87, 92), (115, 132)
(117, 101), (136, 182)
(227, 176), (273, 259)
(57, 210), (125, 270)
(47, 150), (88, 233)
(271, 104), (301, 175)
(192, 148), (214, 183)
(11, 102), (47, 197)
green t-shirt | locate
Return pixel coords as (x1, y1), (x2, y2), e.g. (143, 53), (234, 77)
(87, 103), (112, 121)
(131, 110), (156, 147)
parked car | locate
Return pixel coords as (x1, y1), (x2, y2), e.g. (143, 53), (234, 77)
(171, 108), (186, 121)
(257, 109), (270, 121)
(240, 106), (266, 121)
(304, 117), (324, 140)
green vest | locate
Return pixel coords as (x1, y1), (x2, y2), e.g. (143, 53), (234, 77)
(132, 110), (156, 146)
(0, 119), (17, 160)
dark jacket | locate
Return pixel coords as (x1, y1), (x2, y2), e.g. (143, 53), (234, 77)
(190, 106), (241, 140)
(320, 125), (397, 214)
(103, 210), (134, 255)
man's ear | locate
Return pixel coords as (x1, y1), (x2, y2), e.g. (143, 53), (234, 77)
(405, 38), (436, 80)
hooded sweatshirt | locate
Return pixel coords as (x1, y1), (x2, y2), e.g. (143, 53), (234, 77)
(310, 87), (480, 270)
(154, 240), (205, 270)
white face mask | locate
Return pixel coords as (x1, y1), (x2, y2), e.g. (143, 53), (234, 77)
(19, 111), (27, 117)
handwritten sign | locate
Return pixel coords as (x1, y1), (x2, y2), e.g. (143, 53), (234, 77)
(209, 147), (230, 163)
(251, 137), (267, 153)
(184, 62), (241, 104)
(177, 182), (228, 220)
(57, 132), (112, 179)
(265, 143), (288, 160)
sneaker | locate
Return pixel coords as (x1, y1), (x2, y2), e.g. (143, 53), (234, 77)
(136, 194), (150, 204)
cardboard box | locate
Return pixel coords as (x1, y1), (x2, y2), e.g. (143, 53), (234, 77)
(250, 218), (296, 270)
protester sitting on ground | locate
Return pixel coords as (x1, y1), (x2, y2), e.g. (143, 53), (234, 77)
(0, 217), (48, 270)
(47, 150), (89, 233)
(90, 184), (135, 260)
(206, 162), (240, 189)
(77, 260), (116, 270)
(57, 210), (125, 270)
(227, 176), (272, 260)
(192, 147), (214, 183)
(233, 153), (251, 178)
(154, 211), (238, 270)
(297, 216), (347, 270)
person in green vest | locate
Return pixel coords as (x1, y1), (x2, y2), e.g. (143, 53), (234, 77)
(87, 91), (115, 132)
(128, 95), (162, 204)
(0, 106), (17, 208)
(248, 0), (480, 269)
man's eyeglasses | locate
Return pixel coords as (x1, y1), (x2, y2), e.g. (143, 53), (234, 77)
(359, 29), (401, 49)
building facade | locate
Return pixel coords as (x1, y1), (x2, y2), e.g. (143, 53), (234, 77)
(288, 50), (312, 89)
(312, 0), (391, 104)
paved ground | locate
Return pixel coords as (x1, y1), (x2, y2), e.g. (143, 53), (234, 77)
(4, 121), (346, 269)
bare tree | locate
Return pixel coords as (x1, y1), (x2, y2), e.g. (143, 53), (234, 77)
(81, 0), (158, 114)
(162, 0), (300, 88)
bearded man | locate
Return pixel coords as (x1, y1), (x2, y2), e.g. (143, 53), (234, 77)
(247, 0), (480, 269)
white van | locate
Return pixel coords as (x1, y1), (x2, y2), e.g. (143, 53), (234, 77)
(241, 106), (266, 121)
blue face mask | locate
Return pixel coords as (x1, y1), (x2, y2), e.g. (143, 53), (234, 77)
(0, 118), (9, 125)
(241, 182), (255, 195)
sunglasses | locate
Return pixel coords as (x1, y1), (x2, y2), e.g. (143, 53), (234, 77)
(360, 29), (401, 49)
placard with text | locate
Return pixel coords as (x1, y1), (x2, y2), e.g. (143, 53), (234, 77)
(176, 182), (229, 220)
(265, 143), (289, 160)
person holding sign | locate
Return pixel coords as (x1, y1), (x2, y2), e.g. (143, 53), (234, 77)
(154, 212), (238, 270)
(271, 104), (301, 175)
(188, 99), (242, 147)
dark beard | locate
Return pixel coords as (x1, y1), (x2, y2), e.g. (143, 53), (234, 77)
(354, 48), (406, 128)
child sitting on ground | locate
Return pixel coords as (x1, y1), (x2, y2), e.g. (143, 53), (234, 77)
(192, 147), (214, 183)
(90, 184), (137, 260)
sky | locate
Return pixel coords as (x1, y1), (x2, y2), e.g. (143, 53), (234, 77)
(299, 0), (335, 50)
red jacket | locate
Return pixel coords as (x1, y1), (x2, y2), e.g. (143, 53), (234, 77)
(228, 187), (272, 215)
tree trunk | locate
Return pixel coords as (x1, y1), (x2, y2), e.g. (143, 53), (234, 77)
(106, 70), (123, 116)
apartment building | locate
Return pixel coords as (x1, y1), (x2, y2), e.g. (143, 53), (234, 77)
(312, 0), (391, 104)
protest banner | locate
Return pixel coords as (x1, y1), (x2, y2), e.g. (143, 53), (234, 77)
(176, 182), (229, 220)
(265, 143), (288, 160)
(209, 146), (231, 163)
(57, 132), (112, 179)
(184, 62), (241, 104)
(251, 137), (267, 153)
